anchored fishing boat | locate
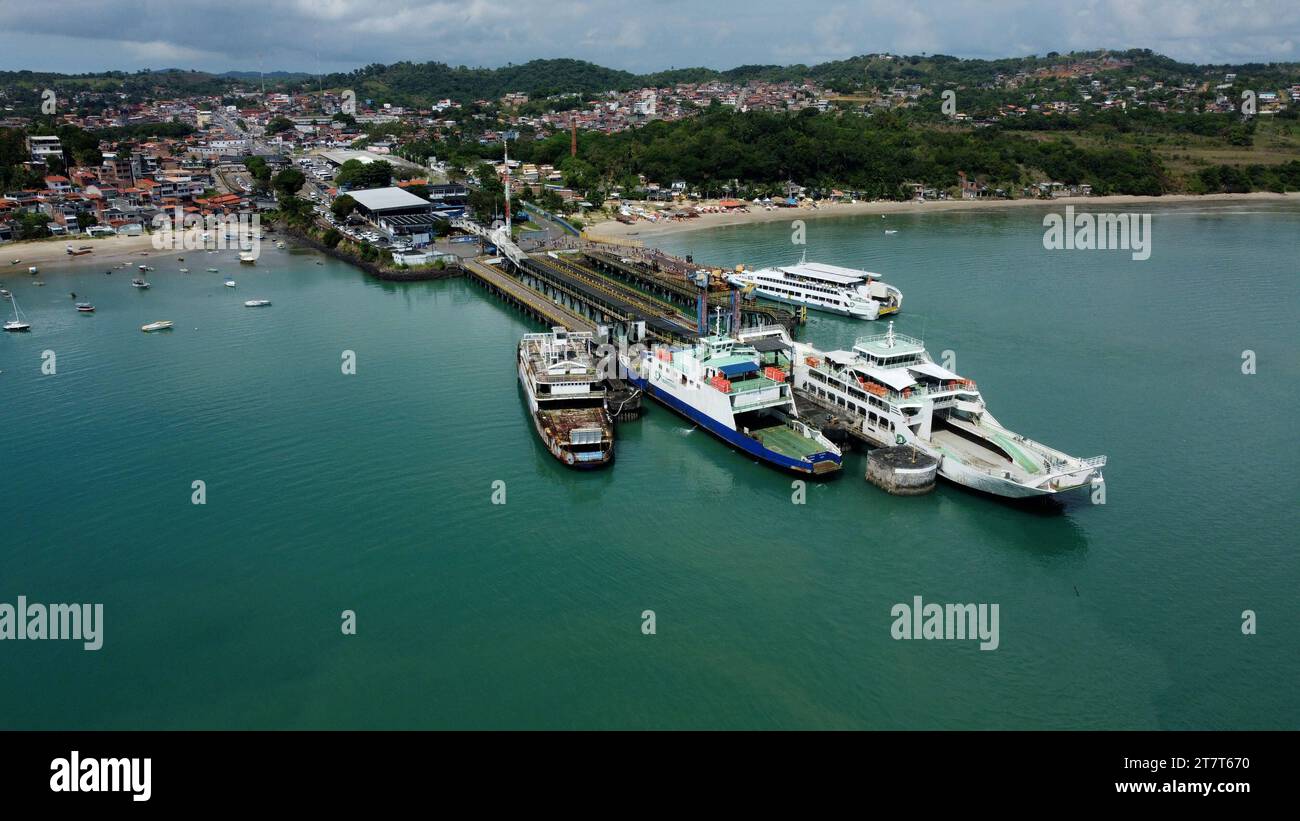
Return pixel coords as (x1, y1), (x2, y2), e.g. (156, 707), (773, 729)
(518, 327), (615, 469)
(780, 321), (1106, 498)
(622, 317), (841, 475)
(244, 299), (271, 307)
(140, 320), (173, 332)
(75, 303), (95, 313)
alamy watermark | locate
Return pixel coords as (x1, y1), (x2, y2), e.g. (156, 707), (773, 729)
(891, 595), (999, 651)
(50, 751), (150, 801)
(1043, 206), (1151, 261)
(151, 208), (261, 259)
(0, 595), (103, 650)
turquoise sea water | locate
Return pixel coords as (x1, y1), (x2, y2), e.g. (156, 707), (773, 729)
(2, 202), (1297, 729)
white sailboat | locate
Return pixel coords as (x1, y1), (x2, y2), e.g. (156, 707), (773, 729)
(4, 292), (31, 331)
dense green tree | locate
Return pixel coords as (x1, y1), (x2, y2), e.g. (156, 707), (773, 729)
(331, 194), (357, 221)
(271, 167), (306, 199)
(265, 116), (296, 135)
(335, 159), (392, 189)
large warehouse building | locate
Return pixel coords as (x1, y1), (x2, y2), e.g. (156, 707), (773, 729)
(347, 186), (438, 245)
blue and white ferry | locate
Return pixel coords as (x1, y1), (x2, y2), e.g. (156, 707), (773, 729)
(621, 324), (842, 476)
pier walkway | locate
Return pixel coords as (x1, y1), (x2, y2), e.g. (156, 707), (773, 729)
(463, 258), (595, 333)
(451, 217), (528, 268)
(520, 253), (697, 344)
(583, 250), (795, 331)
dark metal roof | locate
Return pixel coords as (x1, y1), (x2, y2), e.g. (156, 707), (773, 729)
(750, 336), (791, 353)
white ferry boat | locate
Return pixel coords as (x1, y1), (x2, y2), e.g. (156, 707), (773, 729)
(761, 322), (1105, 498)
(621, 321), (842, 475)
(726, 257), (902, 320)
(518, 328), (615, 469)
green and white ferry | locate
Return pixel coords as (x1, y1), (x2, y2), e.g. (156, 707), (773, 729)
(742, 322), (1106, 498)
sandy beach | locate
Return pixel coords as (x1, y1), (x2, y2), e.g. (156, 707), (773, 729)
(0, 233), (170, 279)
(583, 191), (1300, 241)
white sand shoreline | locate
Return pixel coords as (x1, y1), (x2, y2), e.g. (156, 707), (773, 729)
(1, 233), (169, 278)
(583, 191), (1300, 242)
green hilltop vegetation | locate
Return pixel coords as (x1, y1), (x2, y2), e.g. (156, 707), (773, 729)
(412, 107), (1300, 201)
(302, 49), (1300, 106)
(0, 68), (235, 102)
(4, 49), (1298, 107)
(421, 106), (1181, 199)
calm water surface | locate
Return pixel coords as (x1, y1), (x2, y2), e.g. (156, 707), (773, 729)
(2, 203), (1297, 729)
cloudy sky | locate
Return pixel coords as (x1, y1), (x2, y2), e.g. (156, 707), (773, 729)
(0, 0), (1296, 75)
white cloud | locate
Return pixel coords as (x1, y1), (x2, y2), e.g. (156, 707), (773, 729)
(0, 0), (1295, 74)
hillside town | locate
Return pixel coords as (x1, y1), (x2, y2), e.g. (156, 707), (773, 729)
(1, 52), (1297, 246)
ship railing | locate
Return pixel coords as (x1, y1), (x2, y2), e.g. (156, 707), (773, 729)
(854, 331), (925, 349)
(856, 380), (979, 405)
(740, 323), (788, 338)
(981, 422), (1107, 471)
(731, 385), (786, 408)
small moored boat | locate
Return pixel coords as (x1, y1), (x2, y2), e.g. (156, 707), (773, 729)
(4, 293), (31, 332)
(141, 320), (174, 332)
(244, 299), (271, 307)
(76, 303), (95, 313)
(131, 278), (150, 289)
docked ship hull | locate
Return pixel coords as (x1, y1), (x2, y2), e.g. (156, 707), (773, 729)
(625, 369), (840, 476)
(784, 323), (1104, 500)
(934, 453), (1096, 498)
(518, 361), (614, 470)
(750, 288), (880, 320)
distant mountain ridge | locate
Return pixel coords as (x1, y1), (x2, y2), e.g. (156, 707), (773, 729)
(3, 49), (1298, 106)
